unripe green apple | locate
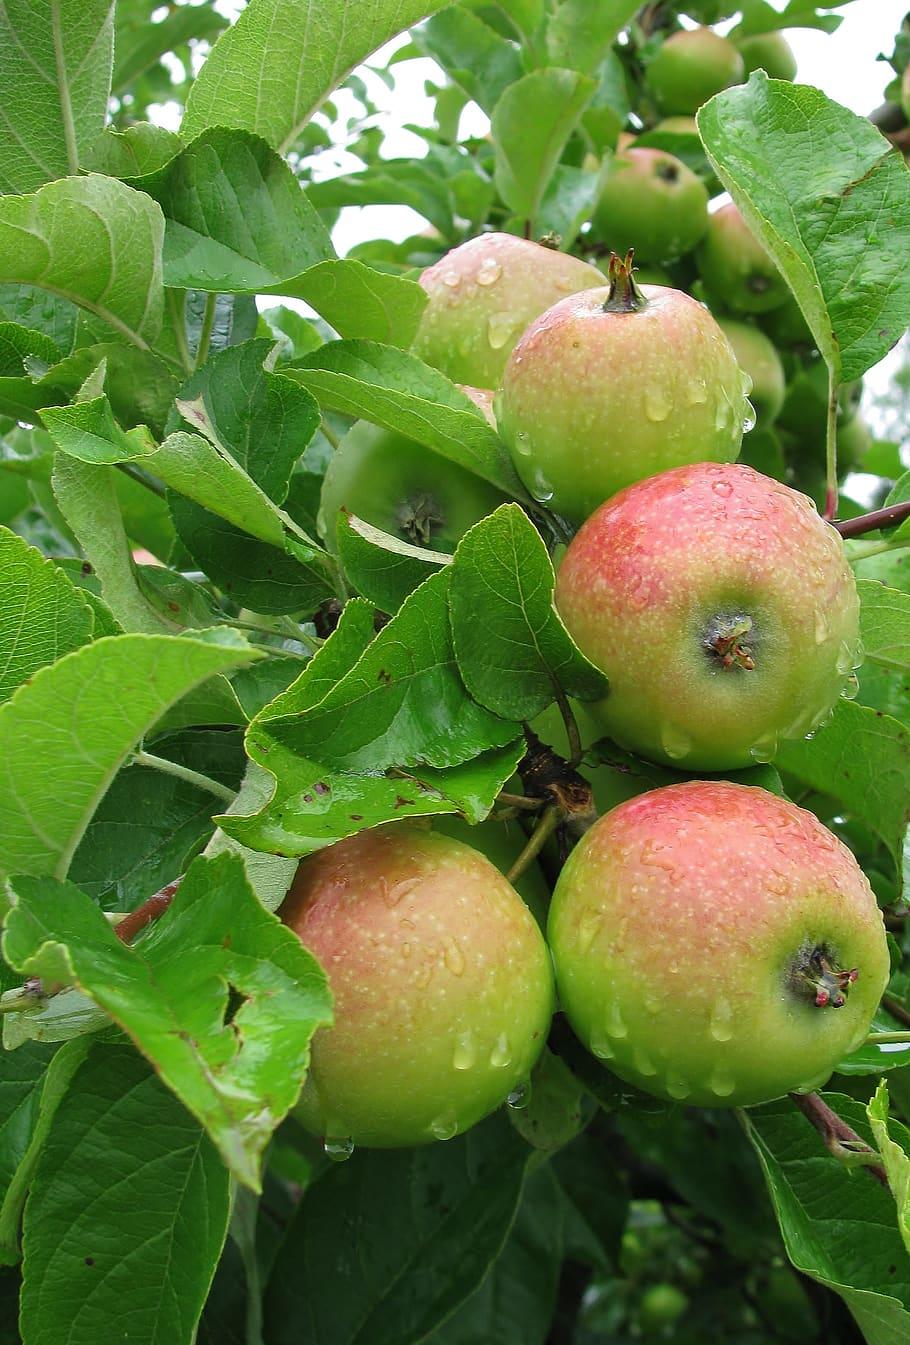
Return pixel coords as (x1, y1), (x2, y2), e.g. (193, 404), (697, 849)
(901, 63), (910, 120)
(318, 418), (505, 553)
(735, 31), (798, 81)
(590, 147), (709, 264)
(548, 781), (889, 1107)
(697, 203), (789, 313)
(412, 233), (604, 388)
(639, 1284), (689, 1332)
(554, 462), (861, 770)
(760, 292), (814, 348)
(282, 825), (554, 1148)
(653, 115), (699, 136)
(495, 255), (749, 523)
(646, 28), (745, 115)
(716, 318), (785, 424)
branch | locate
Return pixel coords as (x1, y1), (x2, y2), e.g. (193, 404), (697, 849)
(882, 994), (910, 1028)
(506, 805), (561, 884)
(789, 1092), (889, 1187)
(114, 878), (182, 944)
(836, 500), (910, 539)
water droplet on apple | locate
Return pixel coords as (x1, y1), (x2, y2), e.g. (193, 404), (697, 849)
(711, 479), (732, 498)
(429, 1114), (458, 1140)
(814, 608), (830, 644)
(665, 1072), (691, 1100)
(513, 430), (533, 458)
(590, 1031), (614, 1060)
(660, 723), (692, 760)
(749, 733), (778, 764)
(577, 911), (602, 953)
(742, 397), (756, 433)
(507, 1080), (531, 1110)
(685, 378), (708, 406)
(490, 1033), (512, 1068)
(644, 386), (672, 422)
(444, 937), (466, 977)
(709, 996), (734, 1042)
(476, 258), (502, 287)
(606, 1001), (628, 1039)
(452, 1031), (476, 1070)
(709, 1066), (736, 1098)
(529, 469), (554, 503)
(324, 1136), (354, 1162)
(633, 1046), (658, 1076)
(442, 271), (460, 288)
(840, 672), (859, 701)
(836, 642), (854, 675)
(487, 313), (515, 349)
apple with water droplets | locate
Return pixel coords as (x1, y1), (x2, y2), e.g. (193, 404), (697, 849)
(555, 462), (861, 770)
(495, 253), (750, 523)
(412, 232), (604, 389)
(548, 781), (889, 1107)
(281, 825), (554, 1148)
(716, 318), (785, 425)
(645, 27), (745, 115)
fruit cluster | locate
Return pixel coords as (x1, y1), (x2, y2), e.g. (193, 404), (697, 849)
(285, 24), (890, 1150)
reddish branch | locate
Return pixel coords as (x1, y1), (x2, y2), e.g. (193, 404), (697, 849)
(113, 879), (182, 944)
(835, 500), (910, 539)
(789, 1092), (889, 1187)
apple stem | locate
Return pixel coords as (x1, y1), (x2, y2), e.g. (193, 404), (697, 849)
(789, 1092), (889, 1187)
(554, 687), (583, 767)
(836, 499), (910, 539)
(506, 804), (561, 884)
(132, 749), (238, 805)
(866, 1031), (910, 1045)
(602, 250), (649, 314)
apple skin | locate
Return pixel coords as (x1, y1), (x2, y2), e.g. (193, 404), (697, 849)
(716, 318), (785, 424)
(431, 813), (550, 929)
(318, 418), (505, 553)
(495, 282), (748, 523)
(590, 148), (709, 264)
(697, 203), (789, 314)
(554, 462), (861, 770)
(735, 31), (798, 81)
(412, 233), (604, 389)
(548, 781), (890, 1107)
(645, 28), (745, 115)
(282, 825), (554, 1147)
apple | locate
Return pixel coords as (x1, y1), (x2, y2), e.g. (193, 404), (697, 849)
(646, 28), (745, 115)
(318, 418), (505, 552)
(716, 318), (785, 424)
(495, 253), (749, 523)
(697, 202), (789, 313)
(548, 781), (890, 1106)
(735, 31), (798, 81)
(281, 825), (554, 1147)
(554, 461), (862, 770)
(590, 147), (709, 264)
(412, 232), (604, 388)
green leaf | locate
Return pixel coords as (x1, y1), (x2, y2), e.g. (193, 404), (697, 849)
(336, 511), (449, 612)
(307, 163), (455, 239)
(697, 75), (910, 384)
(546, 0), (640, 74)
(0, 631), (261, 884)
(41, 394), (157, 464)
(82, 123), (184, 179)
(744, 1093), (910, 1340)
(450, 505), (608, 720)
(775, 699), (910, 867)
(287, 259), (427, 348)
(535, 164), (606, 249)
(2, 988), (109, 1052)
(491, 69), (595, 223)
(413, 9), (523, 113)
(868, 1081), (910, 1256)
(21, 1042), (231, 1345)
(170, 339), (319, 504)
(68, 729), (247, 910)
(203, 762), (299, 913)
(263, 1113), (530, 1345)
(288, 342), (526, 497)
(0, 0), (114, 193)
(254, 569), (519, 773)
(0, 176), (165, 353)
(507, 1047), (590, 1153)
(0, 527), (94, 704)
(183, 0), (451, 153)
(860, 580), (910, 673)
(5, 854), (333, 1188)
(52, 456), (175, 634)
(112, 3), (227, 93)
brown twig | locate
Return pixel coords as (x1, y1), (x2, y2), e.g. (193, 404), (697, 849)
(836, 500), (910, 539)
(882, 994), (910, 1028)
(789, 1092), (889, 1187)
(114, 879), (182, 944)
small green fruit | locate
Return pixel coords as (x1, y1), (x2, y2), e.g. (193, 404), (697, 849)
(318, 419), (505, 553)
(735, 31), (798, 81)
(697, 203), (789, 313)
(554, 461), (861, 770)
(548, 781), (890, 1107)
(283, 825), (554, 1147)
(591, 147), (709, 263)
(639, 1284), (689, 1331)
(646, 27), (745, 115)
(716, 318), (785, 424)
(496, 254), (748, 523)
(412, 232), (604, 388)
